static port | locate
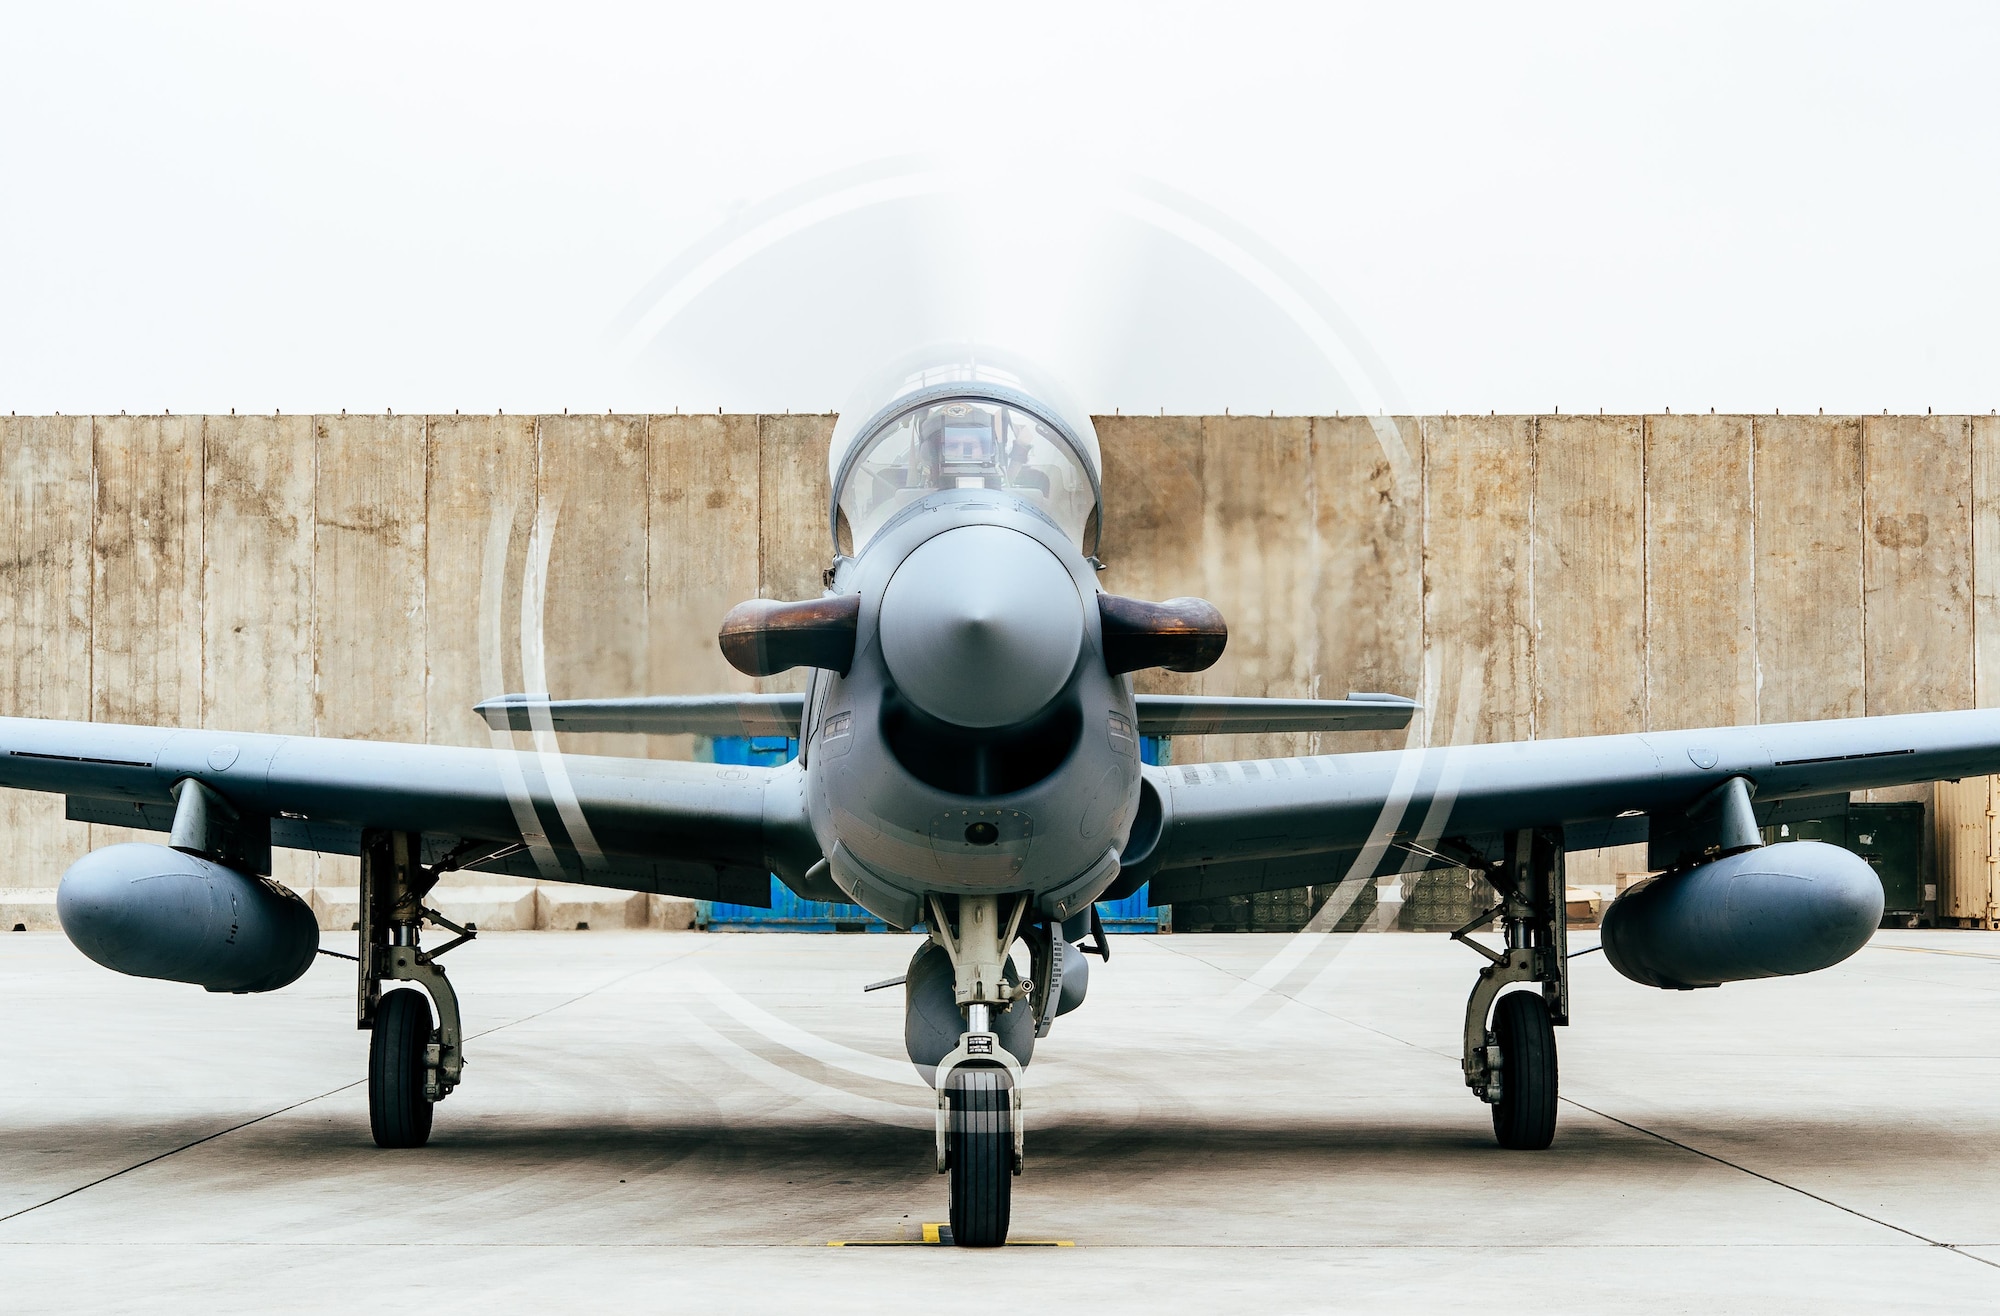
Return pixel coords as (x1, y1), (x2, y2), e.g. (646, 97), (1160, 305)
(964, 821), (999, 846)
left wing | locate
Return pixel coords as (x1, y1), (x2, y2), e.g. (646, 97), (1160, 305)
(1123, 708), (2000, 904)
(0, 715), (819, 904)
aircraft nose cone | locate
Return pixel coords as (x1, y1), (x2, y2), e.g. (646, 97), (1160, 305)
(878, 525), (1084, 728)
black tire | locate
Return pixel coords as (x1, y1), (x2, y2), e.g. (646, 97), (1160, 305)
(946, 1070), (1013, 1247)
(1490, 990), (1558, 1150)
(369, 988), (435, 1149)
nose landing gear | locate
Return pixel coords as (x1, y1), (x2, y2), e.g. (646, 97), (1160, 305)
(925, 893), (1031, 1246)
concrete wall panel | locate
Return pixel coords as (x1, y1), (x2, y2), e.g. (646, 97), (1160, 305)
(313, 416), (426, 744)
(1976, 416), (2000, 709)
(1423, 415), (1535, 746)
(1200, 416), (1317, 761)
(203, 414), (316, 736)
(1863, 415), (1973, 717)
(648, 413), (761, 705)
(0, 417), (95, 887)
(91, 416), (203, 730)
(1533, 415), (1645, 739)
(423, 414), (537, 750)
(1312, 416), (1423, 753)
(537, 415), (650, 758)
(1645, 415), (1756, 731)
(1753, 415), (1865, 725)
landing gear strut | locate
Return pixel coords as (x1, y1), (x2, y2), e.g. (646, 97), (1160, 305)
(1450, 827), (1567, 1150)
(357, 829), (479, 1149)
(926, 892), (1029, 1247)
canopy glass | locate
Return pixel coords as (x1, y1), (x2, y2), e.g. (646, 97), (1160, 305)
(834, 396), (1097, 549)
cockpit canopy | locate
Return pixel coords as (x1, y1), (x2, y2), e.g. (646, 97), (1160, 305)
(828, 355), (1102, 554)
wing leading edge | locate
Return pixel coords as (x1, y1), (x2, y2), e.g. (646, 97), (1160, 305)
(1126, 709), (2000, 906)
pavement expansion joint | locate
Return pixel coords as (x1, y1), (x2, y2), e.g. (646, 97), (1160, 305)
(1561, 1096), (2000, 1272)
(1872, 943), (2000, 963)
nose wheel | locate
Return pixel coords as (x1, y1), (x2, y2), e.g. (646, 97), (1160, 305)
(925, 893), (1030, 1246)
(944, 1067), (1016, 1246)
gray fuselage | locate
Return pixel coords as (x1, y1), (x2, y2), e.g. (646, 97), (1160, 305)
(801, 489), (1140, 929)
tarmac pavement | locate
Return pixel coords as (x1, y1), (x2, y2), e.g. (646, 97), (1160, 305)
(4, 927), (1999, 1312)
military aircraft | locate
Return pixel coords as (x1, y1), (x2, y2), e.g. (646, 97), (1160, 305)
(12, 356), (1987, 1245)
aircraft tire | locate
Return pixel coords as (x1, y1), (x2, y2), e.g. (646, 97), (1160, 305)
(369, 988), (435, 1149)
(945, 1070), (1012, 1246)
(1490, 990), (1557, 1150)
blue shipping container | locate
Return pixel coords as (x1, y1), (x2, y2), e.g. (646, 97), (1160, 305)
(698, 734), (1169, 932)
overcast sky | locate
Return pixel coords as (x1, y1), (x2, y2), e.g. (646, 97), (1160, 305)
(2, 2), (1995, 417)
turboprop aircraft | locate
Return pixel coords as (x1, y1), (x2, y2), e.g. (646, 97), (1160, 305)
(12, 356), (1990, 1245)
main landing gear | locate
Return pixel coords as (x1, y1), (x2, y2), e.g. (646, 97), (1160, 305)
(1447, 827), (1568, 1150)
(356, 829), (484, 1149)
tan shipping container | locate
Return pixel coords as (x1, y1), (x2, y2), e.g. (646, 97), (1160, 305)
(1934, 777), (2000, 927)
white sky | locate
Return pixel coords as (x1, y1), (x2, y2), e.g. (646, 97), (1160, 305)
(2, 2), (1996, 417)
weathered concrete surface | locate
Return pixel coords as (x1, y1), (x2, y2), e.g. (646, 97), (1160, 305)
(1201, 415), (1316, 762)
(1975, 415), (2000, 709)
(0, 413), (1996, 907)
(1754, 414), (1865, 725)
(648, 414), (761, 747)
(1533, 415), (1644, 740)
(4, 930), (1998, 1312)
(1311, 416), (1422, 755)
(1645, 414), (1756, 732)
(540, 414), (650, 760)
(0, 417), (93, 891)
(1425, 415), (1535, 746)
(422, 412), (536, 754)
(1864, 415), (1973, 718)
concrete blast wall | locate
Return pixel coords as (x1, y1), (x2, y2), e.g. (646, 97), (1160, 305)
(0, 412), (1994, 913)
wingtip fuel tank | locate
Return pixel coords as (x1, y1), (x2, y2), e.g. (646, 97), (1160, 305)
(1600, 841), (1883, 990)
(58, 843), (319, 994)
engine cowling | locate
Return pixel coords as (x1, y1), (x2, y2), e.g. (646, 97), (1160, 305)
(1600, 841), (1883, 990)
(57, 843), (319, 994)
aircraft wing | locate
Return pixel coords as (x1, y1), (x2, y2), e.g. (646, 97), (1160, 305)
(470, 691), (1418, 740)
(1129, 708), (2000, 905)
(0, 715), (819, 905)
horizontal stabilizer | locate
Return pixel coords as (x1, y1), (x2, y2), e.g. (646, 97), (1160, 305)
(475, 693), (805, 738)
(477, 691), (1418, 738)
(1134, 693), (1417, 736)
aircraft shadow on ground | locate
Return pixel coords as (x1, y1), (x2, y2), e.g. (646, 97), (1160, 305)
(7, 1109), (1975, 1187)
